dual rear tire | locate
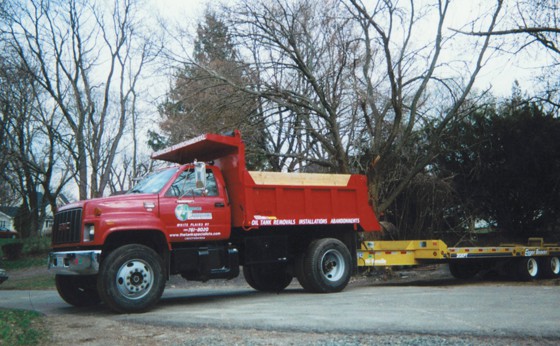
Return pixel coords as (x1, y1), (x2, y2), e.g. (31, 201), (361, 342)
(243, 263), (293, 292)
(295, 238), (352, 293)
(243, 238), (353, 294)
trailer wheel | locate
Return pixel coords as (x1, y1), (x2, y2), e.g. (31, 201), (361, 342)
(296, 238), (352, 293)
(540, 256), (560, 278)
(55, 275), (101, 307)
(97, 244), (165, 313)
(243, 263), (292, 292)
(516, 257), (539, 281)
(448, 261), (480, 280)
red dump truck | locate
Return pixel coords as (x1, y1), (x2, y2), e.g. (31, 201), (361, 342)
(48, 131), (381, 312)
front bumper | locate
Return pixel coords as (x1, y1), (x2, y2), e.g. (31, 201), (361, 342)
(48, 250), (102, 275)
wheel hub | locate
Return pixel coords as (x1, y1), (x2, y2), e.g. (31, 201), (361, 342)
(116, 260), (153, 299)
(321, 249), (345, 282)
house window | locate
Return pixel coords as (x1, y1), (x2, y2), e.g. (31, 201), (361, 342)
(0, 221), (6, 228)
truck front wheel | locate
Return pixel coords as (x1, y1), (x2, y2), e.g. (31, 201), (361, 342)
(97, 244), (165, 313)
(296, 238), (352, 293)
(55, 274), (101, 307)
(243, 263), (292, 292)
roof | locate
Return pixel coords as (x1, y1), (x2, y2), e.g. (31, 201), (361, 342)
(0, 207), (18, 218)
(151, 131), (243, 164)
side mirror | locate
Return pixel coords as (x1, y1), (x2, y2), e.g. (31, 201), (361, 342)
(194, 160), (206, 190)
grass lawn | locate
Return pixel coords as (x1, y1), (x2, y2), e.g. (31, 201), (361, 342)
(0, 309), (51, 345)
(1, 256), (48, 271)
(1, 237), (55, 290)
(0, 238), (54, 345)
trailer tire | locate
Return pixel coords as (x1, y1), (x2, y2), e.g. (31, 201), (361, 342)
(97, 244), (165, 313)
(296, 238), (352, 293)
(243, 263), (292, 292)
(516, 257), (539, 281)
(55, 274), (101, 307)
(540, 256), (560, 278)
(448, 261), (480, 280)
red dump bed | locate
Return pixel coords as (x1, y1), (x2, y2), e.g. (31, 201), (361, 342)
(242, 171), (380, 231)
(152, 131), (381, 232)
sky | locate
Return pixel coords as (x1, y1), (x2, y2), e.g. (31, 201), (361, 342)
(145, 0), (545, 98)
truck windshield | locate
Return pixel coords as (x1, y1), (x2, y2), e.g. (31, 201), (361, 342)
(128, 167), (178, 194)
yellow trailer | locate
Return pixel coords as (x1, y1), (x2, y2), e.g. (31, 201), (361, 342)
(357, 238), (560, 281)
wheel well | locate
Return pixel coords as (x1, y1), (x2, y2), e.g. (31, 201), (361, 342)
(102, 230), (169, 271)
(289, 226), (357, 256)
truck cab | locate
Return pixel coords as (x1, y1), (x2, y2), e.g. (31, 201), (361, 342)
(154, 163), (231, 242)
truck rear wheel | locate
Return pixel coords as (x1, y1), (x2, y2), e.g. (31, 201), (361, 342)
(516, 257), (539, 281)
(448, 261), (480, 280)
(243, 263), (292, 292)
(296, 238), (352, 293)
(55, 274), (101, 307)
(97, 244), (165, 313)
(539, 256), (560, 278)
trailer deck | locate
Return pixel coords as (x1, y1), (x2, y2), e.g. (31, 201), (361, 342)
(357, 238), (560, 280)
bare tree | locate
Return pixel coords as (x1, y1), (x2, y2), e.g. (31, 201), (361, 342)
(189, 0), (360, 173)
(0, 50), (74, 237)
(3, 0), (157, 199)
(346, 0), (504, 215)
(197, 0), (503, 219)
(453, 0), (560, 110)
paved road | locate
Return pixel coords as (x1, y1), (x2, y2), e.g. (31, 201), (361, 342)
(1, 283), (559, 338)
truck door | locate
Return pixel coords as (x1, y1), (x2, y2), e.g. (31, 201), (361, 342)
(159, 167), (230, 242)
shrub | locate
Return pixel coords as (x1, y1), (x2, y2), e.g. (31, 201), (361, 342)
(23, 237), (51, 256)
(2, 243), (24, 260)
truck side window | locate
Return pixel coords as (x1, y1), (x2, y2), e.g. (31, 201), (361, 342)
(205, 171), (218, 196)
(166, 169), (219, 197)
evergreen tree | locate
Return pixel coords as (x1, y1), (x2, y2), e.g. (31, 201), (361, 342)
(160, 11), (264, 168)
(438, 97), (560, 236)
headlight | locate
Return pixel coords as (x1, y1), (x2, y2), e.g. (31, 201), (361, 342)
(84, 224), (95, 242)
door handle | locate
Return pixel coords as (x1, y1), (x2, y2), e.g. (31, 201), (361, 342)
(215, 202), (225, 208)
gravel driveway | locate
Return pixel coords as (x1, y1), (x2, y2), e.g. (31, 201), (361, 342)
(3, 265), (560, 345)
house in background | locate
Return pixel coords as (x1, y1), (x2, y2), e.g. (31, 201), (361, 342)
(0, 193), (70, 237)
(0, 207), (18, 231)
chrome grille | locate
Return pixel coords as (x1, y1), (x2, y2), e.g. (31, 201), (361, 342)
(52, 208), (82, 244)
